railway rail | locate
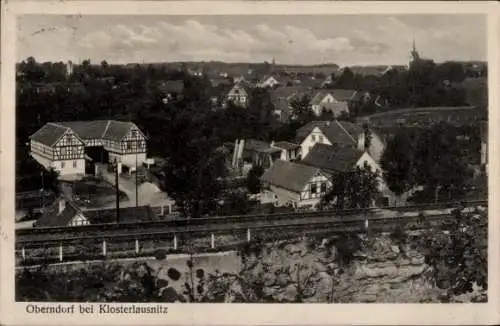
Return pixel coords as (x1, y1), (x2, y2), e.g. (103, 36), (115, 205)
(16, 203), (483, 247)
(17, 199), (487, 237)
(16, 210), (478, 266)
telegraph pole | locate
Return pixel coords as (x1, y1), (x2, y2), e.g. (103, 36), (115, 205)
(115, 160), (120, 223)
(135, 149), (139, 207)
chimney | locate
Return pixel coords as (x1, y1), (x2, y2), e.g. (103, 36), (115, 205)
(58, 198), (66, 214)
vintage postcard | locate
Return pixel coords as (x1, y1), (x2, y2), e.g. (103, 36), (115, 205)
(0, 1), (499, 325)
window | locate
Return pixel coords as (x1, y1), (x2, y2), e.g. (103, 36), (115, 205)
(73, 160), (77, 168)
(131, 130), (138, 138)
(319, 135), (324, 143)
(310, 183), (318, 195)
(320, 182), (327, 194)
(311, 135), (316, 141)
(126, 142), (132, 150)
(61, 161), (65, 168)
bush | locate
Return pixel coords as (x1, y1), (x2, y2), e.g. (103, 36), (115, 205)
(154, 249), (167, 261)
(167, 268), (181, 281)
(390, 224), (407, 244)
(196, 268), (205, 279)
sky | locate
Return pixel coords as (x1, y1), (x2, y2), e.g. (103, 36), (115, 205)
(17, 14), (487, 66)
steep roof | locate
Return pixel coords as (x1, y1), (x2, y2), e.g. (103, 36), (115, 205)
(296, 120), (363, 145)
(330, 89), (357, 102)
(273, 141), (300, 150)
(56, 120), (110, 139)
(35, 197), (84, 227)
(310, 90), (329, 105)
(29, 123), (69, 147)
(271, 86), (308, 100)
(50, 120), (140, 142)
(103, 120), (136, 141)
(245, 139), (281, 153)
(261, 160), (324, 193)
(301, 143), (363, 173)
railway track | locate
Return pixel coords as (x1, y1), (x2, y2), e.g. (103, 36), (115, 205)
(17, 199), (487, 236)
(16, 208), (473, 248)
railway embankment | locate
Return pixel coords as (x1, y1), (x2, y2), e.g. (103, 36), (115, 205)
(15, 205), (487, 302)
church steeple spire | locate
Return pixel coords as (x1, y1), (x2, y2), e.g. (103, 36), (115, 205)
(410, 33), (420, 65)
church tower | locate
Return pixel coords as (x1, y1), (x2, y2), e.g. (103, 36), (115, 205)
(409, 36), (421, 67)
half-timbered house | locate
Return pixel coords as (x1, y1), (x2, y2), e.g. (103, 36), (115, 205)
(29, 120), (148, 177)
(260, 160), (332, 209)
(29, 123), (86, 177)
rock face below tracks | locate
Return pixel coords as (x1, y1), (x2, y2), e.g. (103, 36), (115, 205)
(235, 234), (439, 303)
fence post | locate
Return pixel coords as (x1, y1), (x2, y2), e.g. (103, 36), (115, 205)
(211, 233), (215, 249)
(21, 247), (26, 261)
(135, 239), (140, 254)
(102, 240), (107, 257)
(59, 243), (63, 262)
(247, 228), (251, 242)
(160, 205), (164, 216)
(173, 234), (178, 250)
(168, 203), (172, 215)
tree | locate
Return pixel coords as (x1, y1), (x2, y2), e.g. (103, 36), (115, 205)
(246, 165), (265, 194)
(290, 94), (314, 124)
(320, 163), (380, 209)
(412, 123), (472, 202)
(380, 129), (416, 197)
(334, 68), (355, 89)
(362, 123), (372, 152)
(419, 208), (487, 300)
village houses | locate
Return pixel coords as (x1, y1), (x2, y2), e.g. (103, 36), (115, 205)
(295, 120), (386, 161)
(260, 160), (333, 209)
(29, 120), (148, 179)
(309, 89), (357, 117)
(224, 83), (250, 108)
(300, 143), (397, 206)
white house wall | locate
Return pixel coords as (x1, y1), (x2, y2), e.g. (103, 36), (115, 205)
(110, 152), (147, 167)
(357, 132), (385, 162)
(30, 152), (53, 170)
(300, 127), (332, 159)
(51, 159), (86, 176)
(30, 140), (54, 160)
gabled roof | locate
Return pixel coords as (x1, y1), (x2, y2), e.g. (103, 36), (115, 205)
(271, 86), (310, 100)
(35, 197), (84, 227)
(29, 123), (69, 147)
(330, 89), (357, 102)
(227, 84), (248, 96)
(310, 90), (330, 105)
(301, 143), (363, 173)
(261, 160), (324, 193)
(49, 120), (143, 142)
(296, 120), (363, 145)
(245, 139), (281, 153)
(273, 141), (300, 150)
(310, 89), (356, 105)
(103, 120), (137, 142)
(55, 120), (110, 139)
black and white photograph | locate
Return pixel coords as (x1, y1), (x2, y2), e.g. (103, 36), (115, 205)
(0, 1), (497, 324)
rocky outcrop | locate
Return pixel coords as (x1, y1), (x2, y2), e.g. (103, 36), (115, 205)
(237, 234), (444, 303)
